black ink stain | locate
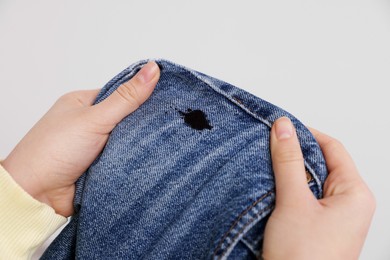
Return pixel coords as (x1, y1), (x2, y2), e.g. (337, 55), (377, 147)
(178, 108), (213, 130)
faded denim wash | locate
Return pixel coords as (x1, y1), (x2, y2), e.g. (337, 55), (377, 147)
(42, 59), (328, 259)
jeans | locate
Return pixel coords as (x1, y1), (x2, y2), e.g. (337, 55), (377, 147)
(42, 59), (328, 259)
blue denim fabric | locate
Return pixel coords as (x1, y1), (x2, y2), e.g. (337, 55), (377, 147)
(42, 59), (328, 259)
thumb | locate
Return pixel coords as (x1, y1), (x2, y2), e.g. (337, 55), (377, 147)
(91, 61), (160, 126)
(270, 117), (312, 206)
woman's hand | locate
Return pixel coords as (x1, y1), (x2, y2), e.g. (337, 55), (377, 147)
(262, 117), (376, 260)
(2, 61), (160, 217)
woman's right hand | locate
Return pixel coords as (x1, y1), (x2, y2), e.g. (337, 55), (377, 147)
(262, 117), (376, 260)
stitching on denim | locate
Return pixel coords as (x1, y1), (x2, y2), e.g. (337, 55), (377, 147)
(240, 236), (260, 258)
(241, 225), (263, 249)
(215, 203), (274, 259)
(184, 70), (273, 127)
(212, 191), (273, 257)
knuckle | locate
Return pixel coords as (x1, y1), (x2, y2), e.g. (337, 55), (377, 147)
(57, 91), (91, 107)
(274, 149), (304, 165)
(115, 80), (141, 108)
(325, 138), (345, 153)
(56, 91), (83, 106)
(349, 183), (376, 212)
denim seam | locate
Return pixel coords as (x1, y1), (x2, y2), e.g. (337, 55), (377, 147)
(240, 236), (261, 258)
(241, 226), (263, 251)
(216, 203), (274, 260)
(212, 190), (274, 259)
(184, 69), (323, 197)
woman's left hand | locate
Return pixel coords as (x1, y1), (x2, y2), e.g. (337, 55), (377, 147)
(2, 61), (160, 217)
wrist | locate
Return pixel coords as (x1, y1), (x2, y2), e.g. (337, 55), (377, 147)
(1, 156), (47, 204)
(2, 154), (76, 217)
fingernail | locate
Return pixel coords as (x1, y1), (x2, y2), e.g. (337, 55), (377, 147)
(136, 61), (159, 84)
(275, 117), (293, 140)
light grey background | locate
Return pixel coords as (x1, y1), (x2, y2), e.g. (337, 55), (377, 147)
(1, 0), (389, 259)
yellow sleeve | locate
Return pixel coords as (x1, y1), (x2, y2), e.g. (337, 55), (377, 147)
(0, 163), (67, 259)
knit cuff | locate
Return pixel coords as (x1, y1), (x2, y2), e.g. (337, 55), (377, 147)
(0, 162), (67, 259)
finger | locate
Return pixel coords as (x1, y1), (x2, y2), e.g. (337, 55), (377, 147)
(308, 127), (358, 180)
(91, 61), (160, 126)
(271, 117), (312, 205)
